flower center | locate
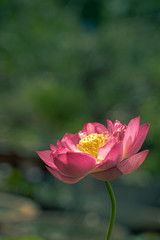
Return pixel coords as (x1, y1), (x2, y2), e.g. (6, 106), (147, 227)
(77, 133), (107, 158)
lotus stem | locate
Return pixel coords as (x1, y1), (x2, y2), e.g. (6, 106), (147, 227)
(105, 181), (116, 240)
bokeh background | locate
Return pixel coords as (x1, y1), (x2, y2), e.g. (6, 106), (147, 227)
(0, 0), (160, 239)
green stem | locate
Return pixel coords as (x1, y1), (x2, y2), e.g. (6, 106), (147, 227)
(105, 181), (116, 240)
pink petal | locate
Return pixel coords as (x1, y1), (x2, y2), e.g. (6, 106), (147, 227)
(37, 150), (69, 176)
(91, 167), (122, 181)
(82, 123), (95, 134)
(46, 166), (82, 184)
(107, 120), (114, 134)
(82, 122), (107, 135)
(98, 138), (116, 160)
(61, 133), (74, 141)
(54, 152), (97, 178)
(125, 123), (150, 157)
(77, 131), (87, 140)
(50, 144), (57, 153)
(94, 123), (108, 134)
(57, 140), (63, 147)
(123, 116), (140, 159)
(117, 150), (149, 174)
(70, 133), (81, 144)
(61, 132), (80, 145)
(61, 136), (80, 152)
(98, 142), (123, 169)
(54, 146), (67, 157)
(37, 150), (54, 168)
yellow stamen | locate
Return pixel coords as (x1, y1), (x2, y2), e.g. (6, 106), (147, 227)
(77, 133), (107, 158)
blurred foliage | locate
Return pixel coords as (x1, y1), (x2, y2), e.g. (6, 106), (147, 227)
(0, 0), (160, 177)
(0, 162), (160, 239)
(0, 238), (43, 240)
(130, 232), (160, 240)
(0, 2), (160, 239)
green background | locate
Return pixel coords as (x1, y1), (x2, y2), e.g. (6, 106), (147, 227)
(0, 0), (160, 239)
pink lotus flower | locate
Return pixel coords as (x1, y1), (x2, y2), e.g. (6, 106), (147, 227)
(37, 116), (149, 184)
